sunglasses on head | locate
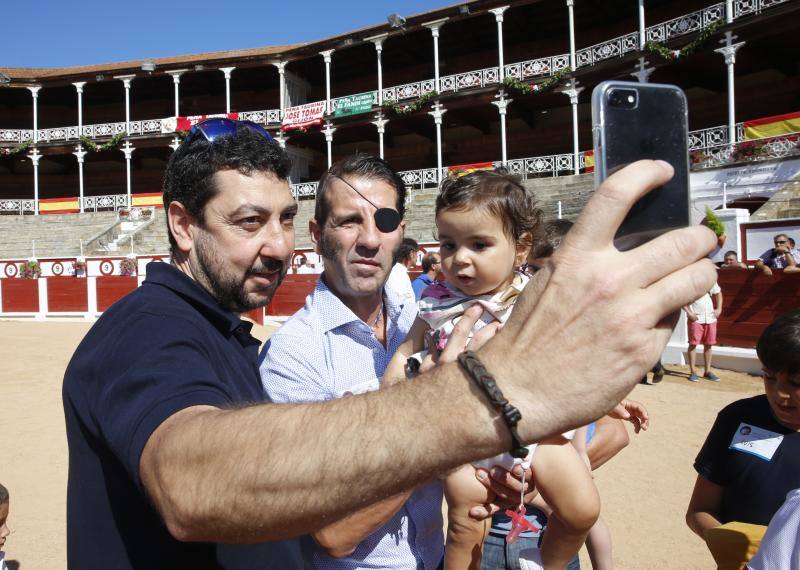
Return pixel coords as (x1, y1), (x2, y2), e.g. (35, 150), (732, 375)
(183, 118), (275, 147)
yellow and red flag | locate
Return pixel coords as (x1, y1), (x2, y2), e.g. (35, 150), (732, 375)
(744, 111), (800, 140)
(447, 161), (494, 177)
(583, 150), (595, 173)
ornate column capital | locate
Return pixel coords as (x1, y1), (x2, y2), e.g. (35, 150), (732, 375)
(422, 18), (448, 36)
(320, 49), (335, 64)
(714, 38), (745, 65)
(489, 6), (510, 22)
(566, 0), (575, 7)
(365, 33), (388, 52)
(273, 61), (287, 74)
(372, 112), (389, 132)
(428, 101), (447, 123)
(220, 67), (236, 79)
(114, 74), (135, 88)
(169, 137), (181, 151)
(28, 147), (41, 166)
(492, 90), (513, 114)
(74, 145), (87, 162)
(560, 80), (584, 105)
(322, 121), (336, 141)
(121, 140), (135, 159)
(275, 131), (287, 149)
(27, 85), (42, 97)
(72, 82), (86, 93)
(165, 69), (188, 83)
(630, 58), (654, 83)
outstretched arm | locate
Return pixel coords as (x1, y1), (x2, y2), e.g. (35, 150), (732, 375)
(139, 160), (718, 544)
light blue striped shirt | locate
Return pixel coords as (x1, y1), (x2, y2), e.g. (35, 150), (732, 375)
(259, 276), (444, 569)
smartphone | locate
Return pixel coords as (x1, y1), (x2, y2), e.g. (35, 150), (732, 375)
(591, 80), (690, 251)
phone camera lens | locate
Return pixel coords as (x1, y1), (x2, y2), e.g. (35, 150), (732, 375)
(608, 89), (637, 109)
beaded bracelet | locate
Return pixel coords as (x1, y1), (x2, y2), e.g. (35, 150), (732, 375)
(457, 350), (528, 459)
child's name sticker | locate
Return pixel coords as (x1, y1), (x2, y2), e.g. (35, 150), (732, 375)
(729, 422), (784, 461)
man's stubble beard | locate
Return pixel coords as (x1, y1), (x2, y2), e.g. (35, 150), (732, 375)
(193, 231), (287, 313)
(318, 226), (402, 295)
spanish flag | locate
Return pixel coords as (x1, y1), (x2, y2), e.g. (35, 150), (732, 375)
(131, 192), (164, 208)
(583, 150), (595, 173)
(447, 161), (494, 177)
(39, 197), (79, 214)
(744, 111), (800, 141)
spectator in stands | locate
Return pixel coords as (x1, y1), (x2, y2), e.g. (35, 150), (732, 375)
(61, 118), (720, 570)
(412, 252), (441, 300)
(686, 309), (800, 568)
(386, 237), (418, 302)
(260, 155), (445, 568)
(756, 234), (799, 276)
(721, 250), (747, 270)
(0, 483), (10, 570)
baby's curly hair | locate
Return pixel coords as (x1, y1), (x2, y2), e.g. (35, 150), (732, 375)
(435, 170), (542, 244)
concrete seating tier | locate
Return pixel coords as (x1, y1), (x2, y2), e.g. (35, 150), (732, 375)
(0, 211), (119, 259)
(0, 175), (598, 260)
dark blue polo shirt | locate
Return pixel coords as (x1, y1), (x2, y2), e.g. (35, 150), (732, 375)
(63, 262), (302, 569)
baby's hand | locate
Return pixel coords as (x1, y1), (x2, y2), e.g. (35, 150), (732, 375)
(610, 398), (649, 433)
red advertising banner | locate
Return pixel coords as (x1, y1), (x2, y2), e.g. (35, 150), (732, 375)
(281, 101), (327, 131)
(161, 113), (240, 133)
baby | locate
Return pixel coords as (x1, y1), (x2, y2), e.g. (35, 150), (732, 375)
(386, 171), (600, 569)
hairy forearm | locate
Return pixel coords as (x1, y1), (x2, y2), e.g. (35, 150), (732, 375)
(143, 362), (510, 543)
(313, 491), (412, 558)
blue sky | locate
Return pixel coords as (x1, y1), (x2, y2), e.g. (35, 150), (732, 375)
(3, 0), (452, 68)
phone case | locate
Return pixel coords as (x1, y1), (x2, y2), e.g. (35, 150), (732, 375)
(591, 81), (690, 251)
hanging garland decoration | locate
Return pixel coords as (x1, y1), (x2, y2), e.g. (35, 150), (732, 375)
(0, 140), (34, 157)
(502, 67), (572, 96)
(79, 131), (128, 153)
(644, 20), (724, 61)
(381, 90), (439, 116)
(176, 129), (190, 140)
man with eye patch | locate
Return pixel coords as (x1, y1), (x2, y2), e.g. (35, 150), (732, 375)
(260, 154), (446, 568)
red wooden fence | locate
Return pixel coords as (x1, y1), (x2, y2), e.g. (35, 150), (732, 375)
(96, 277), (138, 311)
(716, 270), (800, 348)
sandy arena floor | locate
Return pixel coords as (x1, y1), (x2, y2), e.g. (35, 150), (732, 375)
(0, 320), (763, 569)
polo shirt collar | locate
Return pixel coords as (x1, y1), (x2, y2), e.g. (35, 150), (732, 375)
(144, 262), (255, 342)
(315, 273), (407, 334)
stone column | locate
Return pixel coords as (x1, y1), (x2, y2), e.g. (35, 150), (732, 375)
(29, 148), (41, 215)
(372, 112), (389, 159)
(220, 67), (235, 113)
(566, 0), (577, 71)
(492, 91), (512, 165)
(366, 34), (388, 105)
(274, 61), (287, 116)
(429, 101), (447, 183)
(715, 33), (744, 151)
(165, 70), (187, 117)
(73, 82), (86, 137)
(632, 0), (653, 82)
(114, 75), (135, 133)
(422, 19), (448, 92)
(561, 80), (584, 175)
(122, 141), (134, 207)
(74, 145), (87, 213)
(28, 86), (41, 143)
(322, 121), (336, 167)
(320, 50), (335, 115)
(489, 6), (510, 81)
(638, 0), (646, 49)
